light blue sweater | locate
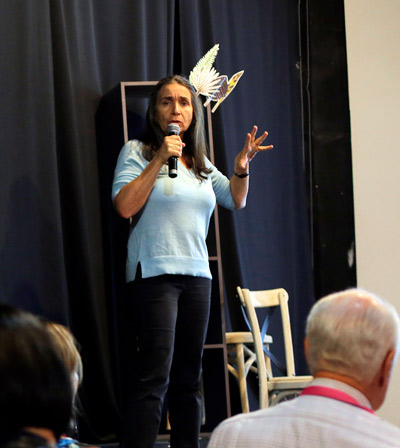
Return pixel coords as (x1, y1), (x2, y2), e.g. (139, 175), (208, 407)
(112, 140), (235, 281)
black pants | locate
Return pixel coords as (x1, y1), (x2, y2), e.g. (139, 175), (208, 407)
(122, 274), (211, 448)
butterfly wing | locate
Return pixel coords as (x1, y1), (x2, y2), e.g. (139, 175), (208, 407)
(189, 45), (222, 97)
(203, 76), (228, 107)
(211, 70), (244, 113)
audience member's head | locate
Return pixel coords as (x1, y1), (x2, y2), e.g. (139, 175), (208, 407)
(305, 288), (400, 409)
(0, 304), (73, 443)
(208, 288), (400, 448)
(42, 320), (83, 396)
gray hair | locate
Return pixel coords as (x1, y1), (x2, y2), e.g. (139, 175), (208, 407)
(306, 288), (400, 384)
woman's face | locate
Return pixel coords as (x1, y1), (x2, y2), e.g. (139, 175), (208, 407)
(155, 81), (194, 138)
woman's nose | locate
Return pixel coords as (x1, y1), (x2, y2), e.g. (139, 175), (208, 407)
(172, 102), (181, 114)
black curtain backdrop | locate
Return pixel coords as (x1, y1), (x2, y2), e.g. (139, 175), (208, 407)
(0, 0), (316, 442)
(176, 0), (314, 377)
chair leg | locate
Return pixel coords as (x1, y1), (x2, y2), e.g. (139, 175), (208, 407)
(260, 344), (271, 409)
(264, 344), (272, 379)
(236, 343), (250, 413)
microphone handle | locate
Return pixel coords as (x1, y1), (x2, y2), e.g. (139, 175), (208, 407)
(168, 156), (178, 178)
(167, 123), (180, 179)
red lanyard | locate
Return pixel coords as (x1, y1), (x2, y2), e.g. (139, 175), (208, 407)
(300, 385), (375, 415)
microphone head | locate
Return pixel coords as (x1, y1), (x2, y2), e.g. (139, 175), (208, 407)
(167, 123), (181, 136)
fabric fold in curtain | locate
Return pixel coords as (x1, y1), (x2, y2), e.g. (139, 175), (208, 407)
(178, 0), (314, 371)
(0, 0), (176, 441)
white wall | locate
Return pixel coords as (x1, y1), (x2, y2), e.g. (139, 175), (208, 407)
(344, 0), (400, 426)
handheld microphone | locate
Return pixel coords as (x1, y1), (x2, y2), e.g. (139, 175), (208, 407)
(167, 123), (181, 178)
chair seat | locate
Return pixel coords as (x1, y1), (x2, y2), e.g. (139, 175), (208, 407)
(267, 375), (313, 390)
(226, 331), (273, 344)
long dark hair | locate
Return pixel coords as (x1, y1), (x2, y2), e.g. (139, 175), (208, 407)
(142, 75), (212, 181)
(0, 304), (73, 441)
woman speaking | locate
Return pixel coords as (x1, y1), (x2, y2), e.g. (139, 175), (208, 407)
(112, 75), (272, 448)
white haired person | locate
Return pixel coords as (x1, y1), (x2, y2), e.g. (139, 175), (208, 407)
(208, 288), (400, 448)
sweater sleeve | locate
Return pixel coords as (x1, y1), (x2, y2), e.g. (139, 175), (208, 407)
(112, 140), (146, 201)
(206, 157), (235, 210)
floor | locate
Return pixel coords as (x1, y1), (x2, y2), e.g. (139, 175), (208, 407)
(155, 436), (210, 447)
(99, 436), (210, 448)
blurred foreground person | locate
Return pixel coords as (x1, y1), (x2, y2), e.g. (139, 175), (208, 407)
(208, 288), (400, 448)
(0, 304), (72, 448)
(42, 321), (83, 445)
(43, 321), (83, 398)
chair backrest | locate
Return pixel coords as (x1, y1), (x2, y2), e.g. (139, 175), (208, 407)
(237, 286), (296, 377)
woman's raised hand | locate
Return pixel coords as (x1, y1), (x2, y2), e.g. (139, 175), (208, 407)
(234, 125), (273, 172)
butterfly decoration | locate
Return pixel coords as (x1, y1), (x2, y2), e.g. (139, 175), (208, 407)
(189, 44), (223, 97)
(189, 44), (244, 113)
(208, 70), (244, 113)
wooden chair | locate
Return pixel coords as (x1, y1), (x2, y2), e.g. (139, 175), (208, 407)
(226, 326), (273, 413)
(235, 286), (312, 408)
